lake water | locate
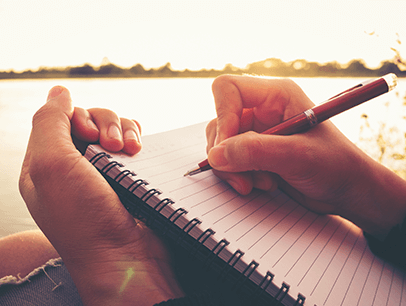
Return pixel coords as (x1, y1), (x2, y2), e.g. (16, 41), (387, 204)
(0, 76), (405, 237)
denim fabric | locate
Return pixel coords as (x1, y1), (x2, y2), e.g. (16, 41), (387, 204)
(0, 258), (82, 306)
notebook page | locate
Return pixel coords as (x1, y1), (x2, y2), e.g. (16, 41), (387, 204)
(89, 122), (406, 306)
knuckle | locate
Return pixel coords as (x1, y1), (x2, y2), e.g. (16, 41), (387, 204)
(230, 132), (264, 171)
(279, 78), (297, 88)
(211, 74), (234, 92)
(277, 78), (301, 93)
(289, 137), (317, 175)
(205, 119), (217, 153)
(89, 108), (118, 119)
(30, 149), (81, 191)
(246, 132), (266, 170)
(132, 119), (142, 133)
(32, 104), (52, 128)
(120, 117), (134, 127)
(205, 119), (217, 135)
(87, 107), (107, 113)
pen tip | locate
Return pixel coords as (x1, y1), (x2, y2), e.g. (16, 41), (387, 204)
(184, 167), (201, 177)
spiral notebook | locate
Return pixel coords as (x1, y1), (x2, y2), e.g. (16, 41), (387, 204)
(85, 121), (406, 306)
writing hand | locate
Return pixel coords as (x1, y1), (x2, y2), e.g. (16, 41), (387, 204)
(206, 75), (406, 238)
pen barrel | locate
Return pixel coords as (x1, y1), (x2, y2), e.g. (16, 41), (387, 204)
(262, 77), (390, 136)
(312, 77), (389, 122)
(262, 112), (311, 135)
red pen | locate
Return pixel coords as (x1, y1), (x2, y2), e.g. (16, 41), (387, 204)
(184, 73), (398, 177)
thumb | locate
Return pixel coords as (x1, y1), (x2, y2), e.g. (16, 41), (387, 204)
(19, 86), (71, 201)
(24, 86), (78, 190)
(207, 131), (300, 175)
(30, 86), (75, 156)
(46, 85), (74, 115)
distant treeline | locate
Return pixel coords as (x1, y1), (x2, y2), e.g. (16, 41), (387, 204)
(1, 58), (405, 79)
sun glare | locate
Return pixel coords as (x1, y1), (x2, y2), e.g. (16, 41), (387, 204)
(0, 0), (405, 72)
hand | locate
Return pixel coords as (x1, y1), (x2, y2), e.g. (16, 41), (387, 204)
(206, 75), (406, 238)
(19, 86), (184, 306)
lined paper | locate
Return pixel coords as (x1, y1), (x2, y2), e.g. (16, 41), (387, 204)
(87, 122), (406, 306)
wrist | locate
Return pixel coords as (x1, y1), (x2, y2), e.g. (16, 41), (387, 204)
(337, 156), (406, 239)
(63, 251), (184, 306)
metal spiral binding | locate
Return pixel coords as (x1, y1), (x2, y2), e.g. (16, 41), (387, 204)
(146, 198), (175, 228)
(161, 208), (188, 236)
(234, 260), (259, 289)
(293, 294), (305, 306)
(141, 188), (162, 202)
(255, 271), (274, 297)
(114, 169), (136, 183)
(101, 161), (124, 174)
(89, 152), (111, 165)
(273, 282), (290, 305)
(128, 179), (149, 193)
(177, 218), (202, 244)
(190, 228), (216, 257)
(116, 178), (150, 219)
(249, 271), (275, 304)
(169, 207), (188, 223)
(204, 239), (230, 268)
(220, 249), (244, 279)
(154, 198), (174, 213)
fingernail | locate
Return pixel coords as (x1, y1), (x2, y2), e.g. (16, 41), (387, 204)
(124, 129), (141, 144)
(209, 143), (228, 168)
(108, 124), (121, 140)
(47, 86), (64, 101)
(87, 119), (99, 132)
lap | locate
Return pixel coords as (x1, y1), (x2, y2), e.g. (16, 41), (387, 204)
(0, 258), (82, 305)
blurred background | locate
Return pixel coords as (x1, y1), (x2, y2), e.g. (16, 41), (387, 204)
(0, 0), (405, 237)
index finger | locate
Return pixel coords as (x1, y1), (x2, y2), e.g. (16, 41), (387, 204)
(211, 75), (313, 145)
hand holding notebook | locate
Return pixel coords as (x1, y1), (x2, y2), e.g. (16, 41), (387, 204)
(18, 86), (184, 305)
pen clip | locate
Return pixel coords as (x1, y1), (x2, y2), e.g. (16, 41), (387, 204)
(327, 83), (363, 101)
(325, 77), (376, 102)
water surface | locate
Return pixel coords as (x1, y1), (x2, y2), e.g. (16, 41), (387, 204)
(0, 77), (404, 237)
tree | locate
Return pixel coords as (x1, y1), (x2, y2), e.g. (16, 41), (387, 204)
(69, 64), (95, 76)
(129, 64), (147, 75)
(344, 59), (371, 76)
(97, 63), (124, 75)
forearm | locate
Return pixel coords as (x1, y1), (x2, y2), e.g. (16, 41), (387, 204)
(338, 154), (406, 240)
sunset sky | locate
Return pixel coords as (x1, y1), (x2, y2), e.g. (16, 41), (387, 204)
(1, 0), (405, 72)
